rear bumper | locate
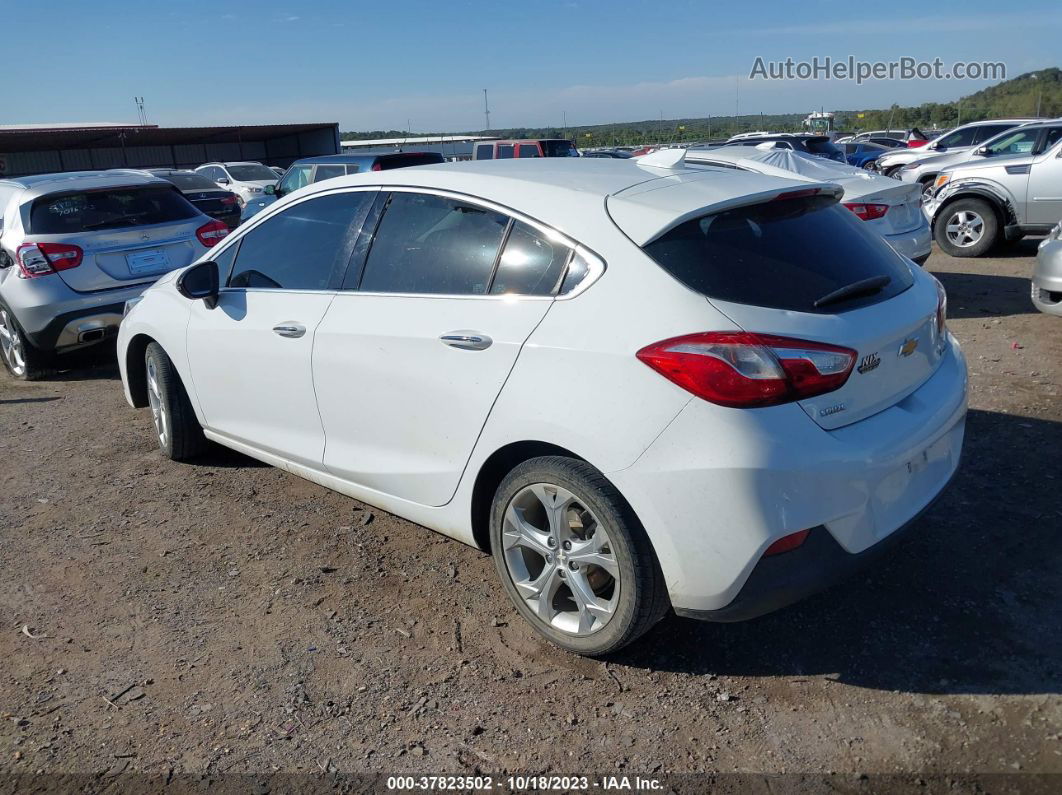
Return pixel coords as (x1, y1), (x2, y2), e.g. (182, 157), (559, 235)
(609, 336), (968, 615)
(1, 274), (152, 352)
(884, 218), (932, 262)
(674, 463), (957, 622)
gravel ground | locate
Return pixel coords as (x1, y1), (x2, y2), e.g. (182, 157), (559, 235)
(1, 242), (1060, 791)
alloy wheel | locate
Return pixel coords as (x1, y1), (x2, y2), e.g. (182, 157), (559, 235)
(501, 483), (619, 636)
(0, 308), (27, 377)
(146, 356), (169, 448)
(945, 210), (985, 247)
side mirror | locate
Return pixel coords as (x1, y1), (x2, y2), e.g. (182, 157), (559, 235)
(217, 177), (230, 185)
(177, 260), (219, 309)
(264, 184), (276, 195)
(974, 146), (989, 156)
(931, 143), (944, 151)
(0, 247), (10, 269)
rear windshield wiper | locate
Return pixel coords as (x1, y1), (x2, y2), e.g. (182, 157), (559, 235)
(81, 213), (148, 230)
(813, 275), (891, 309)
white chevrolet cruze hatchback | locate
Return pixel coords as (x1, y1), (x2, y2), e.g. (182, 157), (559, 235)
(118, 153), (967, 655)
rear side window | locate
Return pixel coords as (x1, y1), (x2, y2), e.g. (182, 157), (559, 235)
(497, 145), (515, 159)
(227, 192), (371, 290)
(345, 165), (361, 174)
(936, 126), (979, 148)
(642, 196), (914, 314)
(490, 221), (570, 295)
(313, 165), (346, 182)
(474, 144), (494, 160)
(359, 192), (508, 294)
(29, 186), (198, 234)
(517, 144), (541, 158)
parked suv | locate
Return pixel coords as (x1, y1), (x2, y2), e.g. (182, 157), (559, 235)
(874, 119), (1037, 177)
(924, 120), (1062, 256)
(0, 171), (226, 379)
(118, 153), (965, 654)
(274, 152), (445, 198)
(897, 120), (1061, 202)
(723, 134), (845, 163)
(194, 162), (278, 208)
(472, 139), (580, 159)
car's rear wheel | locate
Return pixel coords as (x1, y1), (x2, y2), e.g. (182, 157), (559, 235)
(144, 342), (207, 461)
(884, 165), (905, 178)
(0, 305), (51, 381)
(934, 198), (999, 258)
(490, 456), (668, 656)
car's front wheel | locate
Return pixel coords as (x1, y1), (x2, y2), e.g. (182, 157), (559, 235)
(144, 342), (207, 461)
(490, 456), (669, 656)
(934, 198), (999, 258)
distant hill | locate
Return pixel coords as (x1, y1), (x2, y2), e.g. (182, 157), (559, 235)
(341, 67), (1062, 146)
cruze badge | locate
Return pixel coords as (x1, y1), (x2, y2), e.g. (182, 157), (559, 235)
(819, 403), (846, 417)
(898, 337), (919, 358)
(857, 352), (881, 374)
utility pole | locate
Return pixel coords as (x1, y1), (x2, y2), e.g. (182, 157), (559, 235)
(483, 89), (491, 131)
(133, 96), (147, 125)
(562, 110), (566, 137)
(734, 76), (740, 134)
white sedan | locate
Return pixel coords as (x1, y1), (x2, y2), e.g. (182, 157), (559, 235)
(118, 152), (967, 655)
(684, 146), (933, 265)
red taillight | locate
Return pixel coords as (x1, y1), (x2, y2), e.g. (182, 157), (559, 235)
(636, 332), (856, 408)
(16, 242), (83, 278)
(196, 219), (229, 248)
(371, 162), (382, 171)
(764, 529), (811, 556)
(843, 202), (890, 221)
(220, 194), (238, 206)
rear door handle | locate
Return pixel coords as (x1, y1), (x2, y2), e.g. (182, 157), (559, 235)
(272, 322), (306, 338)
(440, 331), (492, 351)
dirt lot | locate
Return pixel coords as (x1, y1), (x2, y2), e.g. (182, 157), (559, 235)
(1, 242), (1060, 790)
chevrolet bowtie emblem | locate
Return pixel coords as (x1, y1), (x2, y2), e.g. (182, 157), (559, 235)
(898, 337), (919, 358)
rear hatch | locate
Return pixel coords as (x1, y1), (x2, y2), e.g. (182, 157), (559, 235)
(28, 184), (205, 292)
(635, 189), (944, 429)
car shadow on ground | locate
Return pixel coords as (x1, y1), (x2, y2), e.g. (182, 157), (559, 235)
(611, 408), (1062, 696)
(936, 271), (1037, 319)
(48, 343), (121, 381)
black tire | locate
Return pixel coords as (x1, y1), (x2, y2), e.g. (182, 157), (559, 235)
(918, 176), (936, 203)
(933, 197), (1000, 258)
(884, 165), (905, 178)
(144, 342), (207, 461)
(0, 303), (52, 381)
(489, 456), (669, 656)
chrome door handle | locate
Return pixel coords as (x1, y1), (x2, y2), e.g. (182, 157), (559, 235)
(440, 331), (493, 351)
(272, 322), (306, 338)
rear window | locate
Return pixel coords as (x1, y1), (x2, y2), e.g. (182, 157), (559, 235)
(803, 138), (843, 159)
(544, 140), (579, 157)
(376, 153), (445, 170)
(159, 172), (222, 191)
(642, 196), (914, 314)
(227, 164), (278, 181)
(29, 186), (198, 234)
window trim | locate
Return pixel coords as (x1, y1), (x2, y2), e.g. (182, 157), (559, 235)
(344, 186), (604, 301)
(205, 184), (605, 301)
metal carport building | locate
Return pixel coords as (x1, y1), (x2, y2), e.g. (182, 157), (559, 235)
(0, 122), (340, 178)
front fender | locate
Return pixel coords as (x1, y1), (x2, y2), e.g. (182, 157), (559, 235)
(926, 179), (1016, 225)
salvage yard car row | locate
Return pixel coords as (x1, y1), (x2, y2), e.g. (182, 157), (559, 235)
(1, 138), (1058, 654)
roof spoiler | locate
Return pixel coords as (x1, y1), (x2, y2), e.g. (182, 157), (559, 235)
(636, 148), (687, 169)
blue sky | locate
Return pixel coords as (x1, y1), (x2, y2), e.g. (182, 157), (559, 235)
(4, 0), (1059, 131)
